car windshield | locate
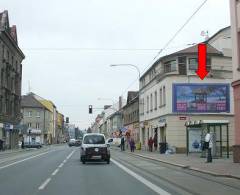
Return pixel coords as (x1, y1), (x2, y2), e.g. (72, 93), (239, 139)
(83, 135), (105, 144)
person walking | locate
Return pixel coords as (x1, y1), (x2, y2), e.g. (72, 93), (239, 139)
(129, 138), (135, 152)
(153, 134), (158, 151)
(0, 139), (3, 151)
(204, 132), (213, 163)
(120, 136), (125, 151)
(21, 140), (24, 149)
(148, 137), (153, 152)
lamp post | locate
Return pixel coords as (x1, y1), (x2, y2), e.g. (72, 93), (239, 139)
(110, 64), (141, 82)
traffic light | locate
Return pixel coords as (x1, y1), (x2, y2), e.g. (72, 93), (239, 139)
(89, 105), (93, 114)
(66, 117), (69, 123)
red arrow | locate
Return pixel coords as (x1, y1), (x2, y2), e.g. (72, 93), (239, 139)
(196, 43), (208, 80)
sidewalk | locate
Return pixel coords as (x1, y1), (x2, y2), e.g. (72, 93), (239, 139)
(118, 147), (240, 180)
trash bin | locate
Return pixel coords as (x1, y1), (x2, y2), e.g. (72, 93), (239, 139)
(159, 142), (167, 154)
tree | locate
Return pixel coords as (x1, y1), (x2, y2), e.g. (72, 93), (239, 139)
(87, 127), (92, 133)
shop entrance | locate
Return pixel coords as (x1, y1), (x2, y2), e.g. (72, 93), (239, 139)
(186, 120), (229, 158)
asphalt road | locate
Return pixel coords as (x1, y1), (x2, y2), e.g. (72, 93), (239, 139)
(0, 145), (240, 195)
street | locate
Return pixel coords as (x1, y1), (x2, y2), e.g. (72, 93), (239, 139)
(0, 145), (240, 195)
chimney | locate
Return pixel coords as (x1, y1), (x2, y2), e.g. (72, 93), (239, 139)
(119, 96), (122, 110)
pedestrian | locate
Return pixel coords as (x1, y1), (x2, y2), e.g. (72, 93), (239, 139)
(21, 140), (24, 149)
(120, 136), (125, 151)
(148, 137), (153, 152)
(129, 138), (135, 152)
(204, 132), (213, 163)
(0, 139), (3, 151)
(153, 134), (158, 151)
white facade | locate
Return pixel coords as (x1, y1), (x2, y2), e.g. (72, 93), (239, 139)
(139, 27), (234, 152)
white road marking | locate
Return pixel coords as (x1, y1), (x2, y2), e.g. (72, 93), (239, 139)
(58, 163), (64, 168)
(111, 159), (171, 195)
(38, 178), (51, 190)
(66, 150), (75, 159)
(51, 168), (59, 176)
(0, 151), (52, 170)
(37, 150), (76, 191)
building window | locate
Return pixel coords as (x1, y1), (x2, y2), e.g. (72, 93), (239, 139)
(36, 112), (40, 118)
(150, 94), (153, 111)
(36, 123), (40, 129)
(141, 78), (145, 88)
(154, 91), (157, 110)
(189, 57), (211, 70)
(160, 88), (162, 106)
(178, 56), (187, 75)
(163, 86), (166, 106)
(27, 123), (31, 128)
(189, 58), (198, 70)
(28, 111), (32, 117)
(147, 96), (149, 113)
(2, 45), (4, 60)
(164, 60), (177, 73)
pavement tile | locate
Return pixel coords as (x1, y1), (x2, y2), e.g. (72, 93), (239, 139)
(115, 147), (240, 180)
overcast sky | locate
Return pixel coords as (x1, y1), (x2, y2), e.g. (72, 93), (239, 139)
(1, 0), (230, 129)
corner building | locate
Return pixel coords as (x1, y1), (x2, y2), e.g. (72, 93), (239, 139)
(139, 27), (234, 153)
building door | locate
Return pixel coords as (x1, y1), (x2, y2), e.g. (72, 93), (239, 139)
(160, 127), (166, 143)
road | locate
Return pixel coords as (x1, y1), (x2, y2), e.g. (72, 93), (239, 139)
(0, 145), (240, 195)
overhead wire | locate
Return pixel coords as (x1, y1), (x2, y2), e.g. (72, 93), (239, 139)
(120, 0), (208, 97)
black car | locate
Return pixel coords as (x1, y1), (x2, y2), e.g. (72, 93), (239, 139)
(80, 133), (110, 164)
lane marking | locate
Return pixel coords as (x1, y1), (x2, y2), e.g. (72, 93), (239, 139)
(111, 159), (171, 195)
(51, 168), (59, 176)
(66, 150), (75, 159)
(38, 150), (76, 191)
(58, 163), (64, 168)
(0, 151), (53, 170)
(38, 178), (51, 190)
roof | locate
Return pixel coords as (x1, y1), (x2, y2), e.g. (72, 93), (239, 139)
(21, 94), (45, 108)
(205, 26), (230, 43)
(26, 92), (54, 112)
(140, 27), (229, 80)
(39, 100), (55, 113)
(127, 91), (139, 104)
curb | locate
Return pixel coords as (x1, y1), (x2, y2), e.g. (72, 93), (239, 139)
(112, 148), (240, 180)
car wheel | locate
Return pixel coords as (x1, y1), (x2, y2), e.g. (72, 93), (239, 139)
(106, 159), (110, 164)
(82, 160), (85, 164)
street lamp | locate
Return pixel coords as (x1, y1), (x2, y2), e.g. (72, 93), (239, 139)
(110, 64), (141, 80)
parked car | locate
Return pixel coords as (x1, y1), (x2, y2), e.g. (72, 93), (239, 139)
(24, 142), (42, 149)
(106, 138), (121, 147)
(80, 133), (110, 164)
(68, 138), (76, 147)
(75, 139), (82, 146)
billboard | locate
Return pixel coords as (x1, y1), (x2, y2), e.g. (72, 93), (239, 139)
(173, 84), (230, 113)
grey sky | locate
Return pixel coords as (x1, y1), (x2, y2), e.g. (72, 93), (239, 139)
(1, 0), (230, 129)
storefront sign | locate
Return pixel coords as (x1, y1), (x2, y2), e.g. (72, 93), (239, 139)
(173, 84), (230, 113)
(179, 116), (187, 120)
